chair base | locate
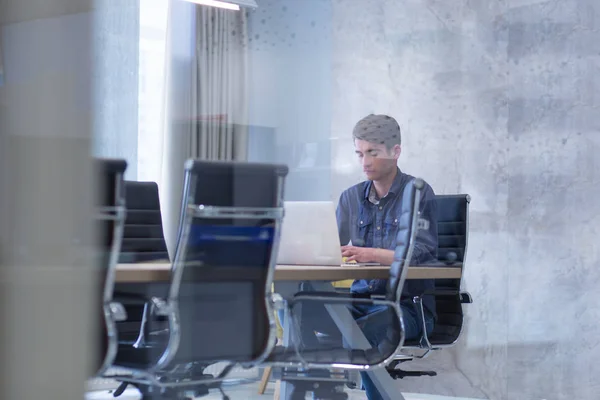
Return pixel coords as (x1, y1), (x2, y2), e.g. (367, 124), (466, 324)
(114, 382), (230, 400)
(386, 359), (437, 380)
(387, 368), (437, 379)
(112, 365), (230, 400)
(281, 369), (349, 400)
(118, 383), (193, 400)
(287, 380), (348, 400)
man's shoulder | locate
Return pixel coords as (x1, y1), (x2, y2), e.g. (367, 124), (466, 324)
(401, 172), (435, 195)
(340, 181), (369, 199)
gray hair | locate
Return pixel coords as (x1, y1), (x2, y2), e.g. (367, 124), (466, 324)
(352, 114), (401, 149)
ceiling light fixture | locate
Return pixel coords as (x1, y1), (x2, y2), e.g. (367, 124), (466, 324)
(182, 0), (258, 11)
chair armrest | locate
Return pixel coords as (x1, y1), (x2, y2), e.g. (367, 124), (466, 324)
(460, 291), (473, 304)
(113, 292), (170, 315)
(293, 291), (379, 301)
(271, 292), (286, 311)
(418, 288), (460, 296)
(149, 297), (170, 317)
(412, 288), (473, 304)
(292, 292), (392, 310)
(109, 302), (127, 322)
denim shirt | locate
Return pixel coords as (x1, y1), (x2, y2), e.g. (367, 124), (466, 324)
(336, 168), (438, 316)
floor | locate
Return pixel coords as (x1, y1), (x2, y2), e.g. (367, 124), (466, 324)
(86, 378), (483, 400)
(86, 387), (482, 400)
(88, 365), (483, 400)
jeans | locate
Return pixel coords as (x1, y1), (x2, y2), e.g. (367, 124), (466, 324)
(359, 303), (434, 400)
(277, 301), (434, 400)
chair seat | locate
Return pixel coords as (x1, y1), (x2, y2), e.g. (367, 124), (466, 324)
(114, 340), (169, 370)
(119, 251), (170, 263)
(114, 325), (171, 370)
(428, 331), (460, 345)
(403, 323), (461, 347)
(265, 345), (387, 366)
(114, 310), (147, 338)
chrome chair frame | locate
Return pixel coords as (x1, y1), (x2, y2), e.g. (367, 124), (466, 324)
(265, 178), (426, 373)
(397, 194), (472, 361)
(96, 161), (128, 376)
(110, 161), (287, 393)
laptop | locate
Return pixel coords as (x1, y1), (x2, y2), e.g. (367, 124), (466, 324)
(276, 201), (342, 266)
(276, 201), (380, 266)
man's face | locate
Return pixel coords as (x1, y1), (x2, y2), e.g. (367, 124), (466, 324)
(354, 139), (400, 181)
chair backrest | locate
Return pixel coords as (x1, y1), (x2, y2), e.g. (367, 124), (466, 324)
(159, 160), (288, 369)
(434, 194), (470, 289)
(387, 178), (424, 301)
(428, 194), (470, 346)
(351, 178), (423, 364)
(119, 181), (169, 263)
(95, 158), (127, 374)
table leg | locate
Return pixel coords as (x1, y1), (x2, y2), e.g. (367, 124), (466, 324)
(310, 281), (405, 400)
(273, 379), (281, 400)
(273, 281), (301, 400)
(258, 366), (272, 394)
(273, 280), (405, 400)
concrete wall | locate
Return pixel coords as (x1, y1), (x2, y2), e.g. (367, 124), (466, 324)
(330, 0), (600, 399)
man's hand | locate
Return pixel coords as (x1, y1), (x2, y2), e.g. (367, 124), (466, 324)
(341, 246), (378, 263)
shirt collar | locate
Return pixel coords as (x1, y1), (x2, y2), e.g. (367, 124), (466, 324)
(363, 168), (405, 202)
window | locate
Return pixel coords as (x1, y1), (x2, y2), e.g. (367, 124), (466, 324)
(137, 0), (169, 182)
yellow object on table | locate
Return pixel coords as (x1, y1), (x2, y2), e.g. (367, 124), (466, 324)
(335, 257), (355, 288)
(331, 279), (353, 288)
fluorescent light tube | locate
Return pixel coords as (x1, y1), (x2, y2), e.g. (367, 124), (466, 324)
(184, 0), (240, 11)
(181, 0), (258, 11)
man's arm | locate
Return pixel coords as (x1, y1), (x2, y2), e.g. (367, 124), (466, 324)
(342, 185), (438, 265)
(336, 192), (351, 246)
(409, 184), (438, 264)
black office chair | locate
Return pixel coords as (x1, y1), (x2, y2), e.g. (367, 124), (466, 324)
(387, 194), (473, 379)
(265, 178), (426, 399)
(114, 181), (171, 343)
(111, 160), (288, 400)
(119, 181), (170, 263)
(94, 158), (128, 376)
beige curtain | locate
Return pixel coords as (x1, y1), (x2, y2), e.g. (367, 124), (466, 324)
(193, 6), (249, 160)
(160, 5), (249, 255)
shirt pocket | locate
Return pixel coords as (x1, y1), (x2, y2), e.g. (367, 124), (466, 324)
(383, 215), (400, 249)
(353, 213), (373, 247)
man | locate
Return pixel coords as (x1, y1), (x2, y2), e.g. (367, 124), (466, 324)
(282, 114), (438, 399)
(336, 114), (438, 399)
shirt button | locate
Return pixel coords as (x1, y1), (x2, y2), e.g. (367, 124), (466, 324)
(360, 221), (363, 225)
(379, 206), (383, 210)
(377, 226), (381, 230)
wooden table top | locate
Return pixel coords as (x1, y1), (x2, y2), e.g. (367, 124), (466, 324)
(115, 262), (462, 283)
